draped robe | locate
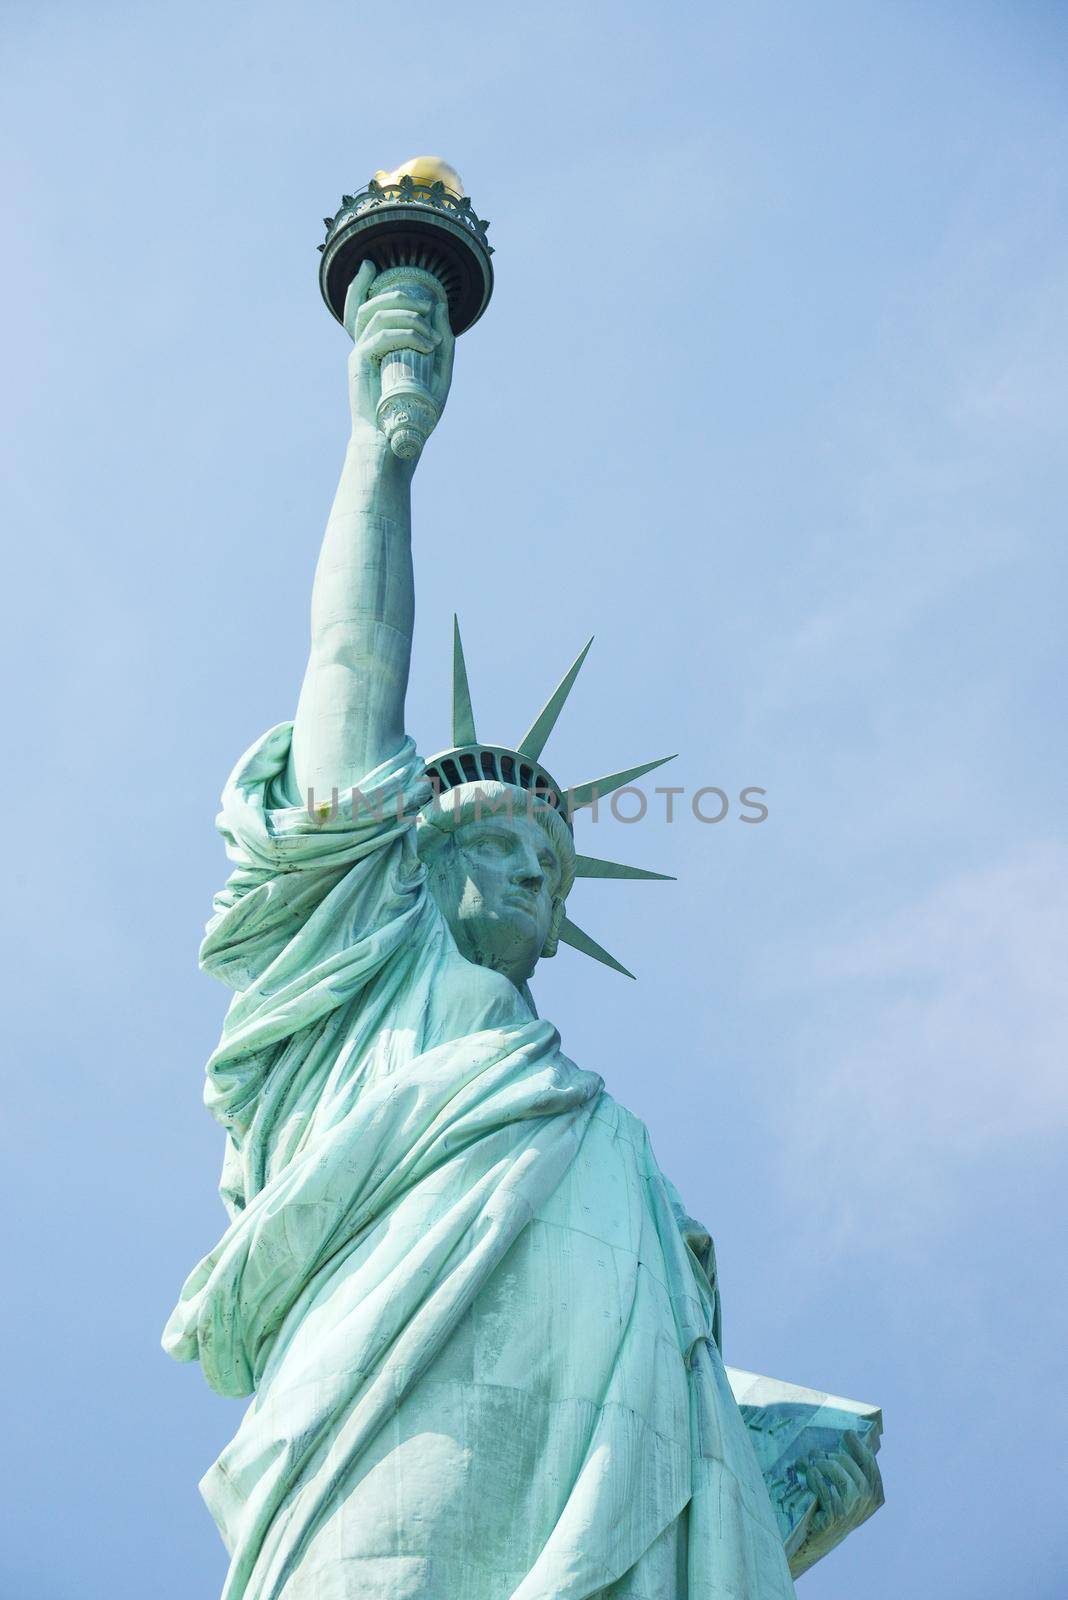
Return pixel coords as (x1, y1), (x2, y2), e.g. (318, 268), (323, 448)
(164, 726), (796, 1600)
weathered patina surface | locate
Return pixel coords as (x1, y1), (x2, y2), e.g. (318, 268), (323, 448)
(165, 166), (883, 1599)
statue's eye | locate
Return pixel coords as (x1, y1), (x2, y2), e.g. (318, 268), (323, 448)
(473, 834), (510, 855)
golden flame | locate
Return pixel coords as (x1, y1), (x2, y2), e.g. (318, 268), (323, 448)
(373, 156), (466, 196)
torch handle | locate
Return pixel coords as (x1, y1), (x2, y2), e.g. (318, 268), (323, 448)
(368, 266), (447, 462)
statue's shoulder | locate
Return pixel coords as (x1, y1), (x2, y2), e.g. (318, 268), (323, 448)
(584, 1089), (655, 1155)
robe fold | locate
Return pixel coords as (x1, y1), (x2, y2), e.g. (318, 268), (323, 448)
(164, 726), (796, 1600)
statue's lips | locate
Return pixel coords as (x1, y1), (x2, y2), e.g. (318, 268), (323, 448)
(502, 891), (540, 918)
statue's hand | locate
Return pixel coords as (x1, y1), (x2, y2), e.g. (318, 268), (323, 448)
(343, 260), (455, 452)
(791, 1432), (882, 1574)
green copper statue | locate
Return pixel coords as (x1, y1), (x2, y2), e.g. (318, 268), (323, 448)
(164, 159), (884, 1600)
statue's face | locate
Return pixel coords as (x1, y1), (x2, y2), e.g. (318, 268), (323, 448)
(425, 814), (564, 988)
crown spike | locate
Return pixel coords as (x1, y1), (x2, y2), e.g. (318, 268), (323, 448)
(452, 615), (477, 746)
(516, 638), (594, 760)
(573, 854), (675, 881)
(566, 754), (677, 814)
(558, 916), (635, 979)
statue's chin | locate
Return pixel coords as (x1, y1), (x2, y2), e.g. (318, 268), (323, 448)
(443, 908), (543, 987)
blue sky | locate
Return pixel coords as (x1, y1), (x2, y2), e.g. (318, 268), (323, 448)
(2, 2), (1066, 1596)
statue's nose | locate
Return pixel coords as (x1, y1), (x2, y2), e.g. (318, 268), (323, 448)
(511, 856), (544, 891)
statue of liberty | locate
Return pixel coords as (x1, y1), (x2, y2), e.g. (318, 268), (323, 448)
(164, 159), (883, 1600)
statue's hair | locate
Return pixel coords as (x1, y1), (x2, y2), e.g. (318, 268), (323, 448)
(415, 781), (576, 958)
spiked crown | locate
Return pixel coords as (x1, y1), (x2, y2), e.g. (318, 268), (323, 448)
(419, 619), (676, 979)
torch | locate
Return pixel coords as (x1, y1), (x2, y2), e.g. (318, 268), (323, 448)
(318, 157), (494, 461)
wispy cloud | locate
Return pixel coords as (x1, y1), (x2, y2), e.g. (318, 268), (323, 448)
(766, 843), (1068, 1252)
(751, 146), (1068, 726)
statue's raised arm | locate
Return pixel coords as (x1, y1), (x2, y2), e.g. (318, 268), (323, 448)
(288, 258), (455, 800)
